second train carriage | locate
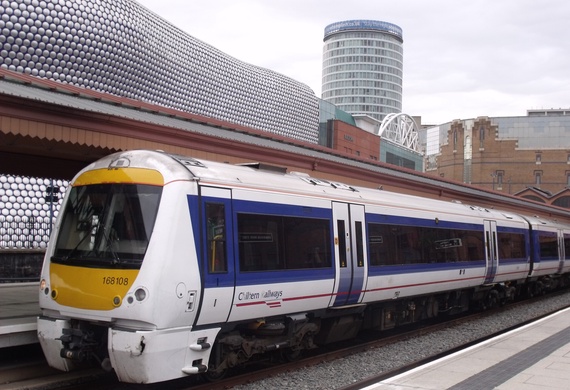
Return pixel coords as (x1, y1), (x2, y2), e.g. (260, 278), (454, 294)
(524, 215), (570, 285)
(37, 150), (570, 383)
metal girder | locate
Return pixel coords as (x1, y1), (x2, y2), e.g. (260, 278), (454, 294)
(377, 113), (420, 152)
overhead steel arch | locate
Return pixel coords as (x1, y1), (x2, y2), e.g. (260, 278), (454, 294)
(377, 113), (420, 152)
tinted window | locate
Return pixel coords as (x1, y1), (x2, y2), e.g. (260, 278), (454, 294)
(238, 213), (331, 271)
(497, 232), (527, 260)
(538, 232), (559, 259)
(368, 223), (485, 266)
(206, 203), (227, 273)
(53, 184), (161, 268)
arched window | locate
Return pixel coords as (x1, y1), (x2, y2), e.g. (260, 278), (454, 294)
(522, 195), (546, 203)
(553, 196), (570, 209)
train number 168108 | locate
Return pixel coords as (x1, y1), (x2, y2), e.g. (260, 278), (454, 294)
(102, 276), (129, 285)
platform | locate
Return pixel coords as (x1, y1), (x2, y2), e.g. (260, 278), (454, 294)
(0, 283), (40, 347)
(366, 307), (570, 389)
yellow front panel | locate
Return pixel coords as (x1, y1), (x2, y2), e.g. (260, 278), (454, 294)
(73, 168), (164, 186)
(49, 263), (140, 310)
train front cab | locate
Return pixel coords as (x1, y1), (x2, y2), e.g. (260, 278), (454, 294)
(37, 151), (222, 384)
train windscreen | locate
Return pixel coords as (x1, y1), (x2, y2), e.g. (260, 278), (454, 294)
(51, 184), (162, 269)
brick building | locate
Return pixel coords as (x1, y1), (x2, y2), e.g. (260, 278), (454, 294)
(424, 113), (570, 208)
(320, 119), (381, 162)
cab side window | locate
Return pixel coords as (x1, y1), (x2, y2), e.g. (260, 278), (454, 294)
(206, 203), (227, 273)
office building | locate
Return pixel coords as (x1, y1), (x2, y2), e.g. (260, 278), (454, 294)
(321, 20), (404, 122)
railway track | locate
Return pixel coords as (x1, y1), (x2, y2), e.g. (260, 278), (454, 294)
(203, 297), (570, 390)
(2, 291), (569, 390)
(0, 344), (106, 390)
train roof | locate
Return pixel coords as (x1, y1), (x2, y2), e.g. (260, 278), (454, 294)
(71, 150), (540, 227)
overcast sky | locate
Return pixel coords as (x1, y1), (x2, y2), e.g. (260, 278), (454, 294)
(136, 0), (569, 125)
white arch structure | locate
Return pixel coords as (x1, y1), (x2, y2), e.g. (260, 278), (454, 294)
(377, 113), (420, 152)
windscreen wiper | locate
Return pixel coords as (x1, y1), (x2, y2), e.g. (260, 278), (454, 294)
(100, 223), (122, 266)
(59, 227), (92, 262)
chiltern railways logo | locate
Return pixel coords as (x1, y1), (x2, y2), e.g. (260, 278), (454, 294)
(238, 289), (283, 308)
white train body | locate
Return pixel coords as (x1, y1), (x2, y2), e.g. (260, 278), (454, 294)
(37, 150), (570, 383)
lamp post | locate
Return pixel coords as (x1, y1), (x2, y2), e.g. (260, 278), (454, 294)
(44, 181), (60, 238)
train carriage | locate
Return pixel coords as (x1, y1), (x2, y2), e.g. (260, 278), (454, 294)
(362, 204), (530, 304)
(524, 216), (570, 280)
(36, 150), (570, 383)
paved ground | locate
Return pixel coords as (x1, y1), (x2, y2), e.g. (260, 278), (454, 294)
(0, 283), (40, 347)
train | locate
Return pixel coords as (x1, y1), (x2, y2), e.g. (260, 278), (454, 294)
(37, 150), (570, 383)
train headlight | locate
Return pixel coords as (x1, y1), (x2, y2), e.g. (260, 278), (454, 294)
(134, 288), (147, 302)
(40, 279), (49, 295)
(113, 295), (122, 307)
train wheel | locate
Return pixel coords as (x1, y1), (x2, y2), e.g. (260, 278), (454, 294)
(281, 347), (303, 362)
(485, 290), (499, 309)
(203, 366), (228, 382)
(426, 298), (439, 318)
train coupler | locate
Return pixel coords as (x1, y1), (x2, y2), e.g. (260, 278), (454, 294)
(57, 327), (99, 363)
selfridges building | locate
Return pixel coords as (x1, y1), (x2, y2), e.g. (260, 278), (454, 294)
(0, 0), (319, 143)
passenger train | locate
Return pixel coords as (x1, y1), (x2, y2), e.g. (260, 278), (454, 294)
(37, 150), (570, 383)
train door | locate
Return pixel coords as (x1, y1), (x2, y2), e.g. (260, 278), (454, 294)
(195, 186), (236, 326)
(557, 230), (565, 274)
(562, 232), (570, 274)
(484, 220), (499, 284)
(330, 202), (368, 307)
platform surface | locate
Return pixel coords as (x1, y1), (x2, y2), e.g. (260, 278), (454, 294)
(0, 283), (40, 347)
(366, 307), (570, 389)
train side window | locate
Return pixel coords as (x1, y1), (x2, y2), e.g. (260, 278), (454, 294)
(368, 222), (485, 266)
(538, 232), (559, 260)
(337, 220), (347, 268)
(355, 221), (364, 267)
(565, 235), (570, 259)
(368, 223), (389, 266)
(206, 203), (227, 273)
(237, 213), (331, 271)
(497, 232), (527, 260)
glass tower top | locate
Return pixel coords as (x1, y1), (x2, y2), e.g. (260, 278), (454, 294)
(321, 20), (404, 123)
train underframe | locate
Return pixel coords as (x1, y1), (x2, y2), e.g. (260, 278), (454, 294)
(202, 274), (570, 379)
(51, 274), (569, 381)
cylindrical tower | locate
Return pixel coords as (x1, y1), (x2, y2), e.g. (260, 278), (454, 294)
(321, 20), (404, 122)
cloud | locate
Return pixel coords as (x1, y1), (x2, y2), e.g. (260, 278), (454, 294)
(137, 0), (570, 124)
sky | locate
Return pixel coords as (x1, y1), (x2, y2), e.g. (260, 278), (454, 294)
(136, 0), (570, 125)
